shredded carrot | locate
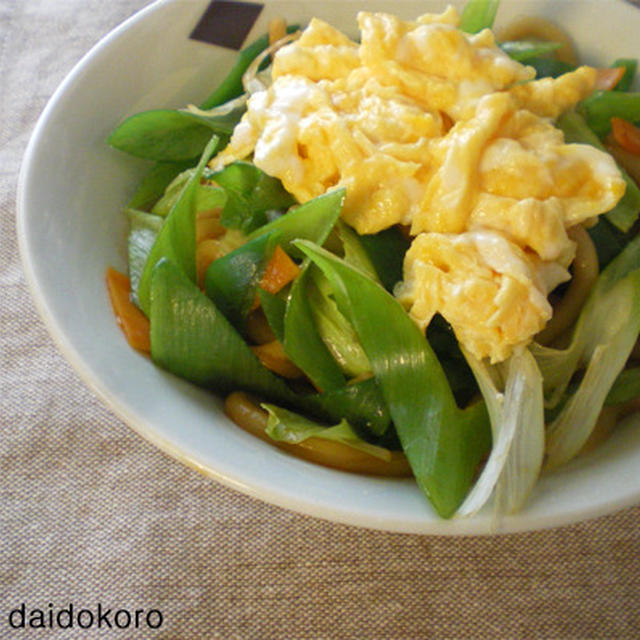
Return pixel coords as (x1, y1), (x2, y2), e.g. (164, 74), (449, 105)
(594, 66), (626, 91)
(611, 117), (640, 155)
(250, 340), (304, 378)
(251, 245), (300, 310)
(105, 267), (151, 353)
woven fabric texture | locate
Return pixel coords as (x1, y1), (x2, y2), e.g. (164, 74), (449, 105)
(2, 1), (640, 638)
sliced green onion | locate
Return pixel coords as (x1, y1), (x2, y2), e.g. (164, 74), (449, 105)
(458, 348), (544, 516)
(262, 404), (391, 461)
(459, 0), (500, 34)
(295, 240), (491, 518)
(126, 209), (163, 306)
(137, 135), (223, 315)
(500, 40), (562, 62)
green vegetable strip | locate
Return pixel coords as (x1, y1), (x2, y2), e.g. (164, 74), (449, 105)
(205, 232), (278, 332)
(307, 268), (371, 379)
(107, 110), (237, 162)
(210, 161), (295, 233)
(612, 58), (637, 93)
(283, 266), (347, 392)
(150, 258), (391, 433)
(126, 209), (163, 305)
(151, 169), (195, 217)
(335, 221), (380, 283)
(579, 90), (640, 136)
(128, 160), (195, 211)
(358, 226), (410, 293)
(257, 289), (286, 342)
(137, 135), (222, 315)
(459, 0), (500, 34)
(199, 26), (300, 110)
(557, 111), (640, 232)
(296, 241), (491, 518)
(500, 40), (562, 62)
(545, 269), (640, 470)
(606, 367), (640, 406)
(312, 377), (391, 438)
(263, 404), (392, 461)
(532, 233), (640, 405)
(526, 57), (576, 79)
(247, 188), (346, 257)
(150, 258), (296, 404)
(359, 227), (411, 292)
(587, 217), (632, 269)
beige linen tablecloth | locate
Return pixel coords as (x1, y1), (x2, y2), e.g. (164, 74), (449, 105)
(3, 1), (640, 638)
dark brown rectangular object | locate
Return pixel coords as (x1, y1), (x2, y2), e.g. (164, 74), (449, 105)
(190, 0), (264, 50)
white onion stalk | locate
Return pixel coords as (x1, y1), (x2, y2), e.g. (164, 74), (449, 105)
(182, 94), (248, 118)
(457, 347), (545, 517)
(242, 32), (300, 94)
(545, 270), (640, 469)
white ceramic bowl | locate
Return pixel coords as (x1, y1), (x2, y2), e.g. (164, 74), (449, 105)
(17, 0), (640, 534)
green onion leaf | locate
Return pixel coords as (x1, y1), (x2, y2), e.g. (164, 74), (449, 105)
(335, 221), (380, 283)
(128, 160), (195, 211)
(205, 232), (279, 332)
(151, 168), (195, 217)
(257, 289), (286, 343)
(312, 377), (391, 437)
(579, 90), (640, 137)
(137, 135), (223, 315)
(357, 226), (411, 293)
(210, 161), (296, 233)
(199, 25), (300, 110)
(126, 209), (163, 306)
(150, 258), (296, 404)
(283, 265), (347, 392)
(262, 404), (391, 461)
(526, 57), (576, 79)
(247, 187), (346, 257)
(612, 58), (637, 93)
(108, 109), (237, 162)
(500, 40), (562, 62)
(150, 258), (390, 433)
(306, 267), (371, 379)
(543, 269), (640, 469)
(295, 240), (491, 518)
(606, 367), (640, 406)
(532, 236), (640, 468)
(459, 0), (500, 34)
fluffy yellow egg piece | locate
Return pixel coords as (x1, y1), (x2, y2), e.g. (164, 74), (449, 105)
(212, 7), (626, 362)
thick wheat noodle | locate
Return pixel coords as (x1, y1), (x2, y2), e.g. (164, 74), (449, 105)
(224, 391), (412, 477)
(495, 16), (578, 65)
(536, 224), (599, 346)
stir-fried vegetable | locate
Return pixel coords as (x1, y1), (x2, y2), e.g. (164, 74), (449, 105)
(106, 0), (640, 520)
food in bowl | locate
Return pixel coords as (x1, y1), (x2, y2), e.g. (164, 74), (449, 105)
(105, 0), (640, 519)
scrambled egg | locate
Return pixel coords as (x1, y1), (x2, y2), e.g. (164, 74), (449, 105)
(213, 7), (626, 363)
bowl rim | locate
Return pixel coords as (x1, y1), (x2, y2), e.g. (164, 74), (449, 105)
(16, 0), (640, 536)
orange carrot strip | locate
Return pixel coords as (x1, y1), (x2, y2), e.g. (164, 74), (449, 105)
(251, 245), (300, 310)
(594, 66), (626, 91)
(105, 267), (151, 353)
(260, 245), (300, 294)
(250, 340), (304, 379)
(611, 117), (640, 155)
